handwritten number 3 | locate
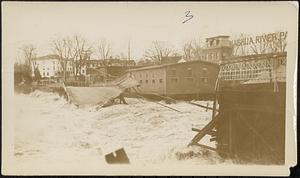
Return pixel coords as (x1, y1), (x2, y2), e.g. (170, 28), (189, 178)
(183, 11), (193, 24)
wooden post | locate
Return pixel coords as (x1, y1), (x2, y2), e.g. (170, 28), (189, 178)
(206, 102), (209, 112)
(228, 112), (233, 156)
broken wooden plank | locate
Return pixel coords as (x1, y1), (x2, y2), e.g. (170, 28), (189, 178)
(194, 143), (218, 152)
(133, 93), (182, 113)
(188, 113), (221, 146)
(192, 128), (217, 136)
(208, 130), (217, 136)
(194, 143), (231, 156)
(189, 102), (219, 112)
(210, 137), (217, 142)
(192, 127), (201, 132)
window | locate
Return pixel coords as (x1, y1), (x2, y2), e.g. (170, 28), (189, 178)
(171, 78), (178, 83)
(216, 52), (219, 60)
(47, 72), (49, 76)
(187, 68), (192, 77)
(186, 78), (193, 82)
(171, 69), (176, 76)
(202, 68), (207, 76)
(159, 79), (163, 83)
(140, 80), (142, 84)
(43, 72), (45, 76)
(146, 74), (148, 78)
(140, 74), (142, 78)
(145, 80), (148, 84)
(201, 78), (208, 83)
(152, 79), (155, 83)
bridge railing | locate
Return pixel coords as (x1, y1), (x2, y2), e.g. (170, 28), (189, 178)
(218, 52), (287, 83)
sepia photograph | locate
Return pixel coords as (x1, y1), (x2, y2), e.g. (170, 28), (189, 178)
(2, 1), (298, 176)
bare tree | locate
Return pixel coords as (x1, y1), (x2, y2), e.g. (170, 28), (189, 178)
(234, 31), (287, 56)
(51, 36), (77, 81)
(266, 31), (287, 53)
(18, 44), (37, 80)
(96, 39), (112, 60)
(233, 33), (249, 56)
(182, 38), (203, 60)
(21, 44), (37, 67)
(183, 41), (193, 61)
(73, 35), (93, 76)
(144, 41), (176, 64)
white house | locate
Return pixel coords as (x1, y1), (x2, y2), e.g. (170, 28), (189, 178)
(31, 54), (74, 78)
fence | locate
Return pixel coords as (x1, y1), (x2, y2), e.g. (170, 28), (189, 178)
(218, 52), (287, 83)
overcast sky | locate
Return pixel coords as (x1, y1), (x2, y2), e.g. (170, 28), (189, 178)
(2, 2), (298, 61)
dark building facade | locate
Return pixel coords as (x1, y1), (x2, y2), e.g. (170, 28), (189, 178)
(86, 59), (135, 84)
(84, 59), (136, 84)
(190, 52), (287, 164)
(128, 60), (219, 97)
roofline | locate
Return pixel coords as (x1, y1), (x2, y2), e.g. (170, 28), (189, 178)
(127, 60), (218, 72)
(206, 35), (230, 40)
(222, 52), (287, 64)
(34, 54), (60, 60)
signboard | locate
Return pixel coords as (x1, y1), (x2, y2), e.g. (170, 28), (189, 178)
(232, 31), (288, 46)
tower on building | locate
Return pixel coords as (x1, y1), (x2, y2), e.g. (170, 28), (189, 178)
(200, 35), (233, 63)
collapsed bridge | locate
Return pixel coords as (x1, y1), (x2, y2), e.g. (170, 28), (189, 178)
(190, 52), (287, 164)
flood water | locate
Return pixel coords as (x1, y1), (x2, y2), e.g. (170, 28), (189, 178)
(13, 91), (229, 172)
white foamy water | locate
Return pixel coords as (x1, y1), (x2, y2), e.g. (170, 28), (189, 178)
(13, 90), (229, 172)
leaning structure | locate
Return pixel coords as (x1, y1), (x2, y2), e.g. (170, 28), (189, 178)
(190, 52), (287, 164)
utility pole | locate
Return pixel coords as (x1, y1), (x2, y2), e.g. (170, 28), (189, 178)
(128, 40), (131, 61)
